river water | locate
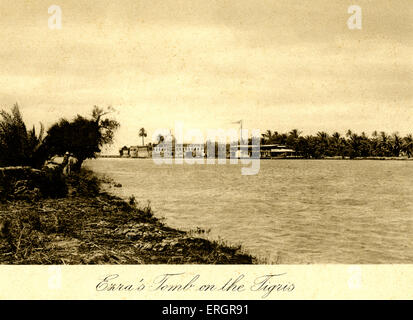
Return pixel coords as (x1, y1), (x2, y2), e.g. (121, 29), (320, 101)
(85, 158), (413, 264)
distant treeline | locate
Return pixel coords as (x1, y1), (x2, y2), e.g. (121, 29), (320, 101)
(259, 129), (413, 159)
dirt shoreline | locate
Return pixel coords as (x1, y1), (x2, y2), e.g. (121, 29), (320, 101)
(0, 170), (255, 264)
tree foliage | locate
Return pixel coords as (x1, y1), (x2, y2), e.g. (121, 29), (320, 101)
(261, 129), (413, 159)
(139, 127), (147, 146)
(44, 106), (120, 168)
(0, 104), (47, 168)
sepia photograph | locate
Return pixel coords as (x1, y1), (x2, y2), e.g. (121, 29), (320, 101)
(0, 0), (412, 274)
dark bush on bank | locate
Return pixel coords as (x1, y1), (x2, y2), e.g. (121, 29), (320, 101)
(66, 169), (101, 197)
(37, 168), (68, 198)
(0, 166), (68, 202)
(0, 104), (48, 169)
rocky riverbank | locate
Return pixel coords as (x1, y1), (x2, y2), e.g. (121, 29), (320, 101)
(0, 169), (255, 264)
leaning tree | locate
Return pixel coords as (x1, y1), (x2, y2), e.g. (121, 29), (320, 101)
(44, 106), (120, 170)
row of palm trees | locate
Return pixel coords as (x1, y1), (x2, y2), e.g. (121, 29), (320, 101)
(261, 129), (413, 159)
(136, 127), (413, 159)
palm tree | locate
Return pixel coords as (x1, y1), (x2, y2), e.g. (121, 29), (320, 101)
(0, 103), (46, 168)
(379, 131), (390, 156)
(359, 132), (371, 157)
(347, 132), (363, 159)
(316, 131), (329, 157)
(370, 131), (379, 156)
(287, 129), (301, 150)
(402, 134), (413, 157)
(261, 130), (273, 144)
(332, 132), (341, 140)
(330, 132), (344, 157)
(317, 131), (329, 141)
(139, 127), (147, 146)
(289, 129), (302, 139)
(391, 132), (402, 157)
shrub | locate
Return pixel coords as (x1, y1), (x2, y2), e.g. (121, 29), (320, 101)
(0, 104), (47, 168)
(0, 167), (68, 202)
(37, 168), (68, 198)
(66, 169), (101, 196)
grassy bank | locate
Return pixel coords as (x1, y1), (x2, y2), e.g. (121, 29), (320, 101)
(0, 169), (255, 264)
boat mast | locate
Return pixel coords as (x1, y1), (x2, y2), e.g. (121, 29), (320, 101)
(240, 120), (243, 145)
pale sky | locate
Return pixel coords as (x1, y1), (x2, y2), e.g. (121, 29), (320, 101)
(0, 0), (412, 153)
